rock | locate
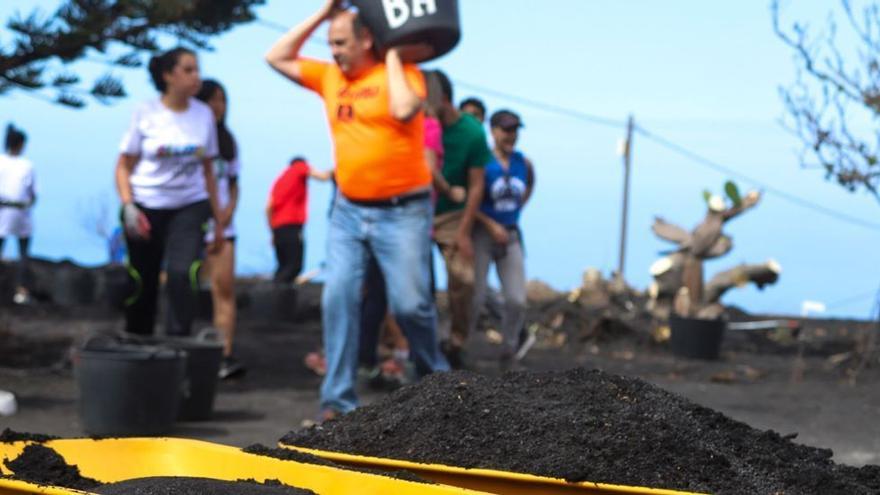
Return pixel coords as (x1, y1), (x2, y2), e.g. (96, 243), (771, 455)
(525, 279), (560, 304)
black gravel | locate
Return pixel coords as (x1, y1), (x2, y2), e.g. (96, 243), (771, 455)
(93, 477), (314, 494)
(282, 368), (880, 495)
(3, 444), (100, 491)
(0, 428), (58, 443)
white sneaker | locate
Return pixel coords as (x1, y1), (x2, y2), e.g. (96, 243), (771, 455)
(12, 291), (31, 305)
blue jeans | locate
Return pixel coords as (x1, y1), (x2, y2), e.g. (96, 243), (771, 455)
(321, 195), (449, 413)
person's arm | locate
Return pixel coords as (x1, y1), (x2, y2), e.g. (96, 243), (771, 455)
(455, 167), (485, 259)
(266, 195), (274, 229)
(430, 162), (465, 203)
(265, 0), (338, 84)
(476, 211), (509, 245)
(115, 154), (138, 206)
(221, 177), (239, 227)
(523, 157), (535, 206)
(115, 153), (151, 238)
(309, 168), (333, 181)
(385, 48), (423, 122)
(430, 149), (451, 196)
(202, 158), (225, 250)
(26, 167), (36, 208)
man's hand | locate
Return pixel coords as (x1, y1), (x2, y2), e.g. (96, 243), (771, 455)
(448, 186), (466, 204)
(208, 222), (225, 254)
(122, 203), (150, 240)
(488, 223), (510, 245)
(325, 0), (346, 17)
(219, 207), (234, 228)
(455, 230), (474, 259)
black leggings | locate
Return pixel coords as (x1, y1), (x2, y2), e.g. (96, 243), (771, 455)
(273, 224), (304, 283)
(0, 237), (30, 289)
(124, 200), (210, 336)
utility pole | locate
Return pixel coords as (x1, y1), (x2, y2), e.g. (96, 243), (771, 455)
(617, 115), (634, 283)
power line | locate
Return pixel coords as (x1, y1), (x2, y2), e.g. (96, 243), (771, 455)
(634, 126), (880, 232)
(452, 80), (626, 129)
(251, 16), (880, 233)
(825, 288), (879, 311)
(254, 17), (293, 34)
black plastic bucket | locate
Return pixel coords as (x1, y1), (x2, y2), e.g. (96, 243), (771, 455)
(239, 282), (298, 322)
(166, 333), (223, 421)
(669, 317), (725, 360)
(351, 0), (460, 62)
(75, 337), (185, 436)
(123, 330), (224, 421)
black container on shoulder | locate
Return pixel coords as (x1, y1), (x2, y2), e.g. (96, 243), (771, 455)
(351, 0), (461, 63)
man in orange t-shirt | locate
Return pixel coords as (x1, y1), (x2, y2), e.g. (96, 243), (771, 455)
(266, 0), (448, 417)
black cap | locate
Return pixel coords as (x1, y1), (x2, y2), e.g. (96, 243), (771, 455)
(490, 109), (523, 130)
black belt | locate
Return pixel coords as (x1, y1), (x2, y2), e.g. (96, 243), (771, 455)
(345, 191), (430, 208)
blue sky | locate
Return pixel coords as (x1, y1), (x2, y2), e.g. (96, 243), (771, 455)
(2, 1), (879, 318)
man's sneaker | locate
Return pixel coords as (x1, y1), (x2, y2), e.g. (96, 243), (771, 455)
(218, 356), (246, 380)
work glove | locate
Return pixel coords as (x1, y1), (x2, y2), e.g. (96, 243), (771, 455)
(122, 203), (150, 240)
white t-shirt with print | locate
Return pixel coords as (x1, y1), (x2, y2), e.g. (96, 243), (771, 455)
(0, 153), (36, 238)
(205, 155), (241, 242)
(120, 98), (218, 210)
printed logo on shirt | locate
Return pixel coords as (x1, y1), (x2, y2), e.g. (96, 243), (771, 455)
(489, 175), (527, 213)
(156, 144), (205, 159)
(337, 86), (379, 100)
(156, 144), (204, 181)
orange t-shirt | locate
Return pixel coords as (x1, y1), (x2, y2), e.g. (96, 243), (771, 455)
(298, 58), (431, 200)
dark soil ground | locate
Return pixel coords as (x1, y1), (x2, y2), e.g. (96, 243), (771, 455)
(1, 279), (880, 494)
(284, 368), (880, 495)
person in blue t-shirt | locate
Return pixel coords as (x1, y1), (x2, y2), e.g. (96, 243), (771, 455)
(470, 109), (535, 370)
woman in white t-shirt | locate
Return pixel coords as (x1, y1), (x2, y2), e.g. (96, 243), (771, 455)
(196, 79), (245, 379)
(0, 124), (36, 304)
(115, 47), (223, 336)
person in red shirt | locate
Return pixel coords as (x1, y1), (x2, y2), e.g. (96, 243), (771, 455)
(266, 156), (331, 283)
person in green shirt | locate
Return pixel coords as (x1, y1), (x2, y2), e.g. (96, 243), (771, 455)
(432, 70), (491, 367)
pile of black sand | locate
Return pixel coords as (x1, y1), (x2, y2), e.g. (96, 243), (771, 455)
(0, 437), (418, 493)
(282, 368), (880, 495)
(94, 477), (313, 495)
(3, 444), (101, 491)
(1, 442), (312, 494)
